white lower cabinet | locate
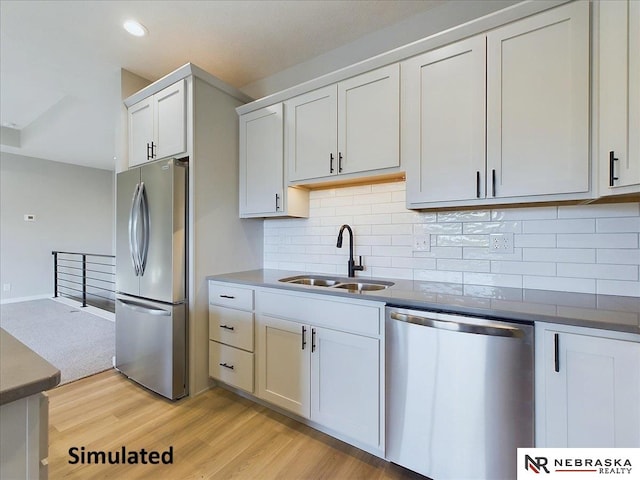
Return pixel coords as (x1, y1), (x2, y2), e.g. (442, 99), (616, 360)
(535, 322), (640, 447)
(256, 288), (384, 454)
(208, 281), (255, 393)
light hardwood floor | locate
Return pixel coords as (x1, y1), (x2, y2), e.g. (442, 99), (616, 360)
(48, 369), (425, 479)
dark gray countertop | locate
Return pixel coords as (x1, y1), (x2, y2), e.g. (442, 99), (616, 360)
(0, 329), (61, 405)
(208, 269), (640, 336)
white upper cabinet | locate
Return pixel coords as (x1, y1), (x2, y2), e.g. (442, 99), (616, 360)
(128, 79), (186, 167)
(239, 104), (309, 218)
(287, 64), (400, 183)
(403, 35), (486, 205)
(486, 1), (590, 199)
(598, 0), (640, 196)
(404, 1), (590, 209)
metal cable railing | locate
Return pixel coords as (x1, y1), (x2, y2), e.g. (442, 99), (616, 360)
(52, 251), (115, 313)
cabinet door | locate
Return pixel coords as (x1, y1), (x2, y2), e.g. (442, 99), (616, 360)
(487, 1), (589, 198)
(239, 104), (283, 216)
(599, 0), (640, 194)
(154, 79), (186, 160)
(403, 36), (486, 205)
(286, 85), (337, 181)
(256, 315), (310, 417)
(338, 64), (400, 175)
(543, 331), (640, 447)
(128, 97), (154, 167)
(310, 327), (380, 447)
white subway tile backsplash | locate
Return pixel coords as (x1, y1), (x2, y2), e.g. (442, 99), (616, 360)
(596, 217), (640, 233)
(558, 203), (640, 218)
(523, 219), (595, 234)
(597, 249), (640, 265)
(557, 233), (638, 249)
(263, 182), (640, 297)
(557, 263), (638, 281)
(597, 279), (640, 297)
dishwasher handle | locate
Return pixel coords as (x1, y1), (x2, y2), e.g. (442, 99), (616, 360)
(389, 311), (524, 339)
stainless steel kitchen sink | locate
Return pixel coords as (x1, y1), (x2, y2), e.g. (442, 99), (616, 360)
(279, 275), (394, 291)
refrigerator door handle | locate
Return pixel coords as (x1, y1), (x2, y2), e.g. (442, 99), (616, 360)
(128, 183), (141, 275)
(139, 182), (150, 275)
(117, 298), (171, 316)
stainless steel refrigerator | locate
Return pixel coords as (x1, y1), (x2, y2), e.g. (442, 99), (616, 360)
(115, 157), (188, 400)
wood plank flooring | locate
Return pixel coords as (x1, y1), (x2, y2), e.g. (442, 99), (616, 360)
(48, 369), (425, 479)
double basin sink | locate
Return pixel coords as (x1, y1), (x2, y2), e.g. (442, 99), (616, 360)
(279, 275), (394, 293)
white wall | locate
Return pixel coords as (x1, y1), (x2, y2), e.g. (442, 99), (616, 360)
(0, 152), (114, 302)
(241, 0), (520, 98)
(264, 181), (640, 297)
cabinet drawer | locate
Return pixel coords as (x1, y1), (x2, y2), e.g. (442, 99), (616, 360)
(209, 282), (254, 310)
(209, 305), (254, 351)
(257, 289), (381, 336)
(209, 341), (254, 393)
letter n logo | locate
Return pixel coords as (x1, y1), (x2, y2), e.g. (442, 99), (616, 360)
(524, 455), (550, 474)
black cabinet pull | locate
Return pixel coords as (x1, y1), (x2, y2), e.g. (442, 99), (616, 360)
(219, 362), (234, 370)
(338, 152), (343, 172)
(554, 333), (560, 373)
(311, 328), (316, 352)
(491, 169), (497, 197)
(219, 324), (235, 331)
(476, 171), (481, 198)
(301, 326), (307, 350)
(609, 151), (619, 187)
(219, 294), (235, 299)
(146, 143), (152, 160)
(275, 193), (280, 211)
(329, 153), (335, 173)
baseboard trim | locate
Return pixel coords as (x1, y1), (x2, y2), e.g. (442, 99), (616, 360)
(0, 294), (50, 305)
(52, 297), (115, 322)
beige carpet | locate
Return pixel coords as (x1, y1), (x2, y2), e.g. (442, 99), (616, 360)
(0, 299), (114, 384)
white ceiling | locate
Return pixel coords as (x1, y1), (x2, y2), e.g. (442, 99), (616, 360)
(0, 0), (447, 171)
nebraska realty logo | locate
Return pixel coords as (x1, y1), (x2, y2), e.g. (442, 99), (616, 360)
(518, 449), (640, 479)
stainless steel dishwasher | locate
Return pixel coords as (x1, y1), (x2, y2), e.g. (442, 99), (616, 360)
(385, 306), (534, 480)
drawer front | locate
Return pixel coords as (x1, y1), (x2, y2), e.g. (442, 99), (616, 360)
(209, 341), (254, 393)
(209, 305), (254, 351)
(209, 282), (254, 310)
(257, 289), (381, 336)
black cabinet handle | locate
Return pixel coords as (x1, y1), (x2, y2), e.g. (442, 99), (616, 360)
(219, 294), (235, 299)
(329, 153), (335, 173)
(554, 333), (560, 373)
(301, 326), (307, 350)
(338, 152), (343, 172)
(609, 151), (619, 187)
(275, 193), (280, 211)
(219, 362), (234, 370)
(311, 328), (316, 353)
(151, 142), (156, 159)
(491, 169), (497, 197)
(219, 324), (235, 331)
(476, 171), (481, 198)
(146, 143), (152, 160)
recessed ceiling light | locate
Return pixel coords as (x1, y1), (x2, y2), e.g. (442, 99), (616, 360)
(123, 20), (147, 37)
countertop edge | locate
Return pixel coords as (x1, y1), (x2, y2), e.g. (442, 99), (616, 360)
(207, 270), (640, 337)
(0, 330), (62, 406)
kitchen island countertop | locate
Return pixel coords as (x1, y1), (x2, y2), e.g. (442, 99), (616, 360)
(208, 269), (640, 336)
(0, 329), (60, 405)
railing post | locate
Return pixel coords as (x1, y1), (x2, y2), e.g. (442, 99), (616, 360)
(82, 254), (87, 307)
(53, 251), (58, 298)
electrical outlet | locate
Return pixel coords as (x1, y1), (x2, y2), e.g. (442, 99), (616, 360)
(413, 234), (430, 252)
(3, 283), (10, 292)
(489, 233), (514, 253)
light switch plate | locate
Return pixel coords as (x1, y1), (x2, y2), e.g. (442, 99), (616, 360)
(413, 234), (430, 252)
(489, 233), (514, 253)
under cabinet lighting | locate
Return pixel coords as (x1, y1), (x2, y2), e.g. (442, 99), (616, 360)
(123, 20), (147, 37)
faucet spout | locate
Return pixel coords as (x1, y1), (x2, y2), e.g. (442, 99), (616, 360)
(336, 224), (364, 277)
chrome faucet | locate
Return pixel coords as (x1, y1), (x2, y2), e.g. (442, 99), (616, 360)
(336, 224), (364, 277)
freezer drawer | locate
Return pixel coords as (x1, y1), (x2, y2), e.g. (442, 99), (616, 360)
(115, 295), (187, 400)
